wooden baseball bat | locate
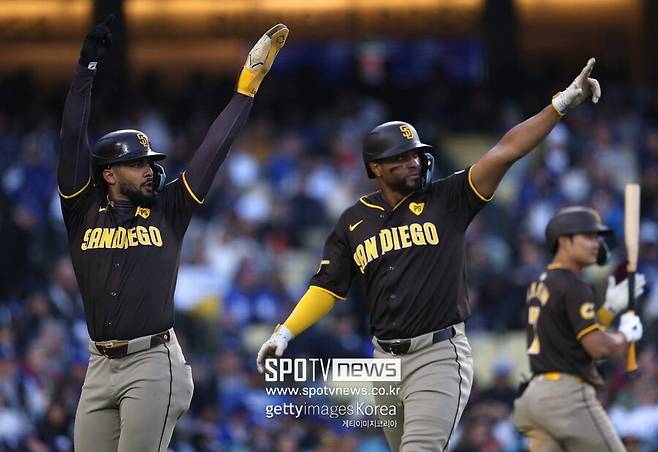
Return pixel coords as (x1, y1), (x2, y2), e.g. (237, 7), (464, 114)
(624, 183), (640, 373)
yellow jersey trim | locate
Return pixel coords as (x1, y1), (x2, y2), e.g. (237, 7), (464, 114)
(309, 285), (346, 301)
(181, 172), (204, 205)
(58, 177), (91, 199)
(359, 196), (385, 211)
(392, 191), (416, 211)
(467, 166), (494, 202)
(576, 323), (601, 340)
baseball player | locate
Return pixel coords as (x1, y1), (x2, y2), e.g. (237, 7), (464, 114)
(58, 16), (287, 451)
(257, 59), (602, 451)
(513, 207), (645, 452)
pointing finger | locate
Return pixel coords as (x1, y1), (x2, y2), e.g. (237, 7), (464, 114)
(576, 57), (596, 83)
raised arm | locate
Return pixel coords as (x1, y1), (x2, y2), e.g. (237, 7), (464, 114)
(470, 58), (601, 199)
(58, 15), (115, 196)
(182, 24), (288, 203)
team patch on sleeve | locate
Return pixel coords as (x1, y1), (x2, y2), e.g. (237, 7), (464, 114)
(579, 302), (596, 320)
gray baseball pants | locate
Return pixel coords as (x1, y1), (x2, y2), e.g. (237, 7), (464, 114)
(372, 322), (473, 451)
(513, 373), (625, 452)
(74, 329), (194, 452)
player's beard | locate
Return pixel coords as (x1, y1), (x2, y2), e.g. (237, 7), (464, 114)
(391, 175), (422, 194)
(119, 181), (155, 207)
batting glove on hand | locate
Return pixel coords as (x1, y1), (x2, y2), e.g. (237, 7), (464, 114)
(256, 324), (293, 374)
(79, 14), (115, 70)
(604, 274), (646, 314)
(236, 24), (289, 97)
(618, 312), (643, 343)
(551, 57), (601, 116)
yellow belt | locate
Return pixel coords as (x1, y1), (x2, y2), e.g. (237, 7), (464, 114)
(541, 372), (584, 383)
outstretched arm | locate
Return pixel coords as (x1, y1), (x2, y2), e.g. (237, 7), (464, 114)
(58, 15), (115, 196)
(182, 24), (288, 203)
(470, 58), (601, 199)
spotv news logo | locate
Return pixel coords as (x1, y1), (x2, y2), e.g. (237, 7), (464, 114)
(264, 358), (401, 382)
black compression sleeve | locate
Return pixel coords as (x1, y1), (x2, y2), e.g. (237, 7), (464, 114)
(58, 65), (95, 195)
(183, 93), (253, 200)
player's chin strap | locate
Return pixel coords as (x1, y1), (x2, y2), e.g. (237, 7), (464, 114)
(597, 236), (610, 266)
(151, 163), (166, 192)
(421, 152), (434, 191)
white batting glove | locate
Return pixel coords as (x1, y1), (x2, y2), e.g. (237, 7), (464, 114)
(618, 312), (643, 343)
(256, 324), (293, 374)
(604, 274), (646, 314)
(551, 57), (601, 116)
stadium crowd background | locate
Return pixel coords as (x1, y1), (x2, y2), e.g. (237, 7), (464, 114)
(3, 4), (658, 452)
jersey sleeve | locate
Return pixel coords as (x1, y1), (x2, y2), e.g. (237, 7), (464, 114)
(59, 184), (96, 232)
(564, 282), (601, 340)
(182, 94), (253, 201)
(160, 176), (203, 238)
(58, 65), (95, 197)
(309, 214), (355, 300)
(435, 166), (490, 229)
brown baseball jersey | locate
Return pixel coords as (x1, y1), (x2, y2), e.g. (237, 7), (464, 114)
(59, 180), (198, 341)
(524, 264), (604, 386)
(310, 167), (489, 340)
(58, 66), (253, 342)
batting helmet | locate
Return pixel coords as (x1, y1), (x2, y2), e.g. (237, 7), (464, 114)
(363, 121), (433, 180)
(91, 129), (167, 191)
(545, 206), (613, 263)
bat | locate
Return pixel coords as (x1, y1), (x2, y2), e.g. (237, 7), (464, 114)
(624, 183), (640, 373)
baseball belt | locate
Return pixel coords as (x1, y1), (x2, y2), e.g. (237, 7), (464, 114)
(536, 372), (586, 384)
(377, 325), (456, 355)
(94, 328), (172, 359)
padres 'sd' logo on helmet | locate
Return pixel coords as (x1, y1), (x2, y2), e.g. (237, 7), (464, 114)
(399, 125), (414, 140)
(136, 132), (150, 148)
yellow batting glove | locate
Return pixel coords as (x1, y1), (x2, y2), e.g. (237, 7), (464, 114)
(237, 24), (289, 97)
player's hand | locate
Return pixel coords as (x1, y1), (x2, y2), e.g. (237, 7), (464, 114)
(79, 14), (116, 70)
(236, 24), (289, 97)
(604, 274), (646, 314)
(551, 57), (601, 116)
(618, 312), (643, 343)
(256, 324), (293, 374)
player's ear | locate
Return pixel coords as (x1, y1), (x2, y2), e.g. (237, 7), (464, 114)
(369, 162), (382, 178)
(102, 167), (116, 185)
(557, 235), (572, 252)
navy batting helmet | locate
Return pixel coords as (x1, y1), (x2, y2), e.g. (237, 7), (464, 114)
(545, 206), (613, 264)
(363, 121), (434, 186)
(91, 129), (167, 190)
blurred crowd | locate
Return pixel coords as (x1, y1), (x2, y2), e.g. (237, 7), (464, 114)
(2, 43), (658, 451)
